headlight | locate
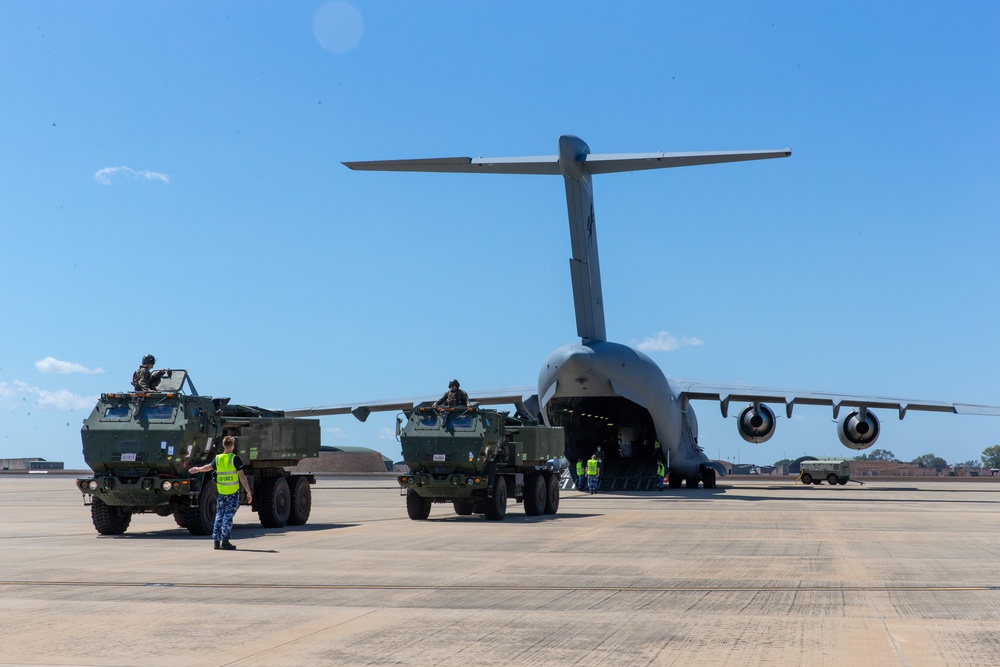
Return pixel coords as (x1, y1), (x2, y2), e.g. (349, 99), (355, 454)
(161, 481), (173, 491)
(88, 480), (98, 490)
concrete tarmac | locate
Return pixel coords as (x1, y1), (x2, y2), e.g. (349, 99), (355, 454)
(2, 474), (1000, 667)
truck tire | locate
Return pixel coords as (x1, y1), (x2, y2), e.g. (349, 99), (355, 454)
(827, 474), (839, 486)
(184, 486), (217, 536)
(406, 489), (431, 520)
(838, 477), (849, 485)
(544, 473), (560, 515)
(801, 473), (813, 485)
(173, 509), (191, 529)
(484, 476), (507, 521)
(91, 496), (132, 535)
(452, 498), (474, 516)
(523, 473), (546, 516)
(258, 476), (291, 528)
(287, 476), (312, 526)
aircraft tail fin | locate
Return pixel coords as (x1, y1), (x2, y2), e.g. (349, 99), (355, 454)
(343, 137), (790, 343)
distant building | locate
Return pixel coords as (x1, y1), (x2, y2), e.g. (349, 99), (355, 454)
(0, 458), (64, 471)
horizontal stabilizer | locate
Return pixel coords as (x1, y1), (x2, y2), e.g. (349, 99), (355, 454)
(343, 149), (790, 176)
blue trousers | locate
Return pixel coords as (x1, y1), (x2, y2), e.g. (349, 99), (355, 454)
(587, 475), (599, 494)
(213, 492), (240, 542)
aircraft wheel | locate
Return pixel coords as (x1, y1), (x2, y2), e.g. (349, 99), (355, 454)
(685, 476), (699, 489)
(287, 476), (312, 526)
(406, 489), (431, 520)
(258, 477), (291, 528)
(544, 473), (560, 514)
(800, 473), (813, 485)
(523, 473), (546, 516)
(827, 474), (839, 486)
(484, 476), (508, 521)
(453, 498), (474, 515)
(668, 471), (683, 489)
(702, 468), (717, 489)
(91, 496), (132, 535)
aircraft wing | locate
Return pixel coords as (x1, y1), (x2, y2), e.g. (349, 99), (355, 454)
(673, 379), (1000, 419)
(284, 386), (538, 422)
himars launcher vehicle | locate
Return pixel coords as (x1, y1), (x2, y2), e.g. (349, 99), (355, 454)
(77, 370), (320, 536)
(397, 406), (564, 521)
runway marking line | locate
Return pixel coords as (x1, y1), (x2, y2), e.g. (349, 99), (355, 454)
(0, 581), (996, 593)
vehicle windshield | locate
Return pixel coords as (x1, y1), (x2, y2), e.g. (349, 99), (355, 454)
(142, 405), (176, 421)
(102, 406), (131, 420)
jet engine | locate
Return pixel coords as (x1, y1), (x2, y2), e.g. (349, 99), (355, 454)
(837, 409), (880, 450)
(737, 403), (776, 444)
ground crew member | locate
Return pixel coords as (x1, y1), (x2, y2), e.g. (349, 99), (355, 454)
(656, 461), (666, 490)
(586, 454), (600, 495)
(434, 379), (469, 407)
(189, 435), (253, 551)
(576, 459), (586, 492)
(132, 354), (166, 391)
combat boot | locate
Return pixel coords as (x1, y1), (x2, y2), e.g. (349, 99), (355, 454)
(214, 540), (221, 550)
(221, 540), (237, 551)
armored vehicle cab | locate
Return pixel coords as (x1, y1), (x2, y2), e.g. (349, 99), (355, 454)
(77, 370), (320, 535)
(397, 406), (564, 521)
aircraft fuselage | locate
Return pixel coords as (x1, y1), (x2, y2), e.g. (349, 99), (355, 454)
(539, 340), (708, 485)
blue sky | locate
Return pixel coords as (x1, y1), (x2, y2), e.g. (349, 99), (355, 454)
(1, 2), (997, 469)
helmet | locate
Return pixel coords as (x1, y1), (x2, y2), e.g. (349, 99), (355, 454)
(142, 354), (156, 365)
(449, 379), (460, 388)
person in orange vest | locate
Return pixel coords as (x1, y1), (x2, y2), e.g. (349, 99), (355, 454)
(189, 435), (253, 550)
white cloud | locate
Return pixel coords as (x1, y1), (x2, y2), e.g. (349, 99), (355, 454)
(377, 427), (395, 441)
(0, 381), (96, 411)
(94, 166), (170, 186)
(325, 426), (348, 440)
(635, 331), (704, 353)
(35, 357), (104, 375)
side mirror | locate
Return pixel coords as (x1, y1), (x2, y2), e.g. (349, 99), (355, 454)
(395, 415), (402, 438)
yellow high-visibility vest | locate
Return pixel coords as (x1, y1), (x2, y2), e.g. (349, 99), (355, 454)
(215, 453), (240, 495)
(576, 461), (585, 475)
(657, 463), (665, 476)
(586, 459), (599, 476)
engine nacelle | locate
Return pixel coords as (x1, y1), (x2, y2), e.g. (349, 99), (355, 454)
(837, 409), (880, 450)
(737, 403), (776, 444)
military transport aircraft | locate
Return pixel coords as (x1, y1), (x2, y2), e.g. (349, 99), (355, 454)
(286, 135), (1000, 489)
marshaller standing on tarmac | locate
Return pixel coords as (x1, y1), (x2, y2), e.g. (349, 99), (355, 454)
(189, 436), (253, 550)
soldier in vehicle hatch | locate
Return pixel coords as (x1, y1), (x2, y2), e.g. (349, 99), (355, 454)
(433, 379), (469, 407)
(132, 354), (166, 392)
